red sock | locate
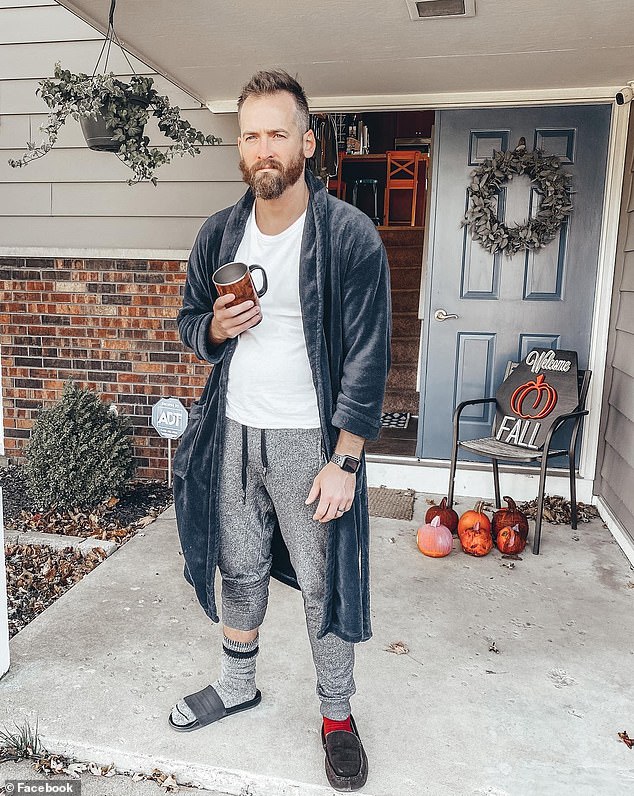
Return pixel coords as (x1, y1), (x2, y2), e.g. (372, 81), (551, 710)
(323, 716), (352, 735)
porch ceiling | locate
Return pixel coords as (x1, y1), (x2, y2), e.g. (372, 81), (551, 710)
(55, 0), (633, 109)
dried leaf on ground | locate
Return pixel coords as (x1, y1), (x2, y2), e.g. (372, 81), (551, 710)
(65, 762), (87, 778)
(519, 495), (599, 524)
(147, 768), (179, 792)
(385, 641), (409, 655)
(160, 774), (179, 790)
(618, 730), (634, 749)
(5, 544), (104, 638)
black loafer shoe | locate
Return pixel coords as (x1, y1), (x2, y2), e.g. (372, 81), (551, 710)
(321, 715), (369, 792)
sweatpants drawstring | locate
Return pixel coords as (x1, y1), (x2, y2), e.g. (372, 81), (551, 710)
(241, 424), (248, 504)
(260, 428), (268, 477)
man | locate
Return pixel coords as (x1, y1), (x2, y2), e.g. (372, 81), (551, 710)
(169, 70), (391, 792)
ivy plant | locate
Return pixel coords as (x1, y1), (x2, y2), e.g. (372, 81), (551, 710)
(9, 63), (221, 185)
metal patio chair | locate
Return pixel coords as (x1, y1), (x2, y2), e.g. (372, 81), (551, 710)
(447, 362), (591, 555)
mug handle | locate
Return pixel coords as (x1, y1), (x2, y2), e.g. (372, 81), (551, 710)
(249, 264), (268, 297)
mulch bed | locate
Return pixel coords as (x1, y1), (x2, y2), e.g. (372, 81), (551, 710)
(1, 464), (174, 638)
(4, 544), (107, 639)
(1, 465), (173, 542)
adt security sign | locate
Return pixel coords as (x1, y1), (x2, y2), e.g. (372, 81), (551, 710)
(152, 397), (188, 439)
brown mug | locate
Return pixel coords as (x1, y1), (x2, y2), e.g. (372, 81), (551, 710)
(212, 262), (268, 321)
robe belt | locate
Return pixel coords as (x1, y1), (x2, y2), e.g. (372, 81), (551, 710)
(240, 424), (269, 504)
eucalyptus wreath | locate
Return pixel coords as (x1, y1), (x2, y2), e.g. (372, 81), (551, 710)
(462, 144), (573, 256)
(9, 63), (221, 185)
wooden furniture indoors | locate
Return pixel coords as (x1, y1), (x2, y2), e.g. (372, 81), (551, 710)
(328, 153), (386, 201)
(383, 150), (422, 227)
(327, 151), (429, 227)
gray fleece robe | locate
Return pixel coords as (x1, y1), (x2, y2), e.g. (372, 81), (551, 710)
(172, 169), (391, 643)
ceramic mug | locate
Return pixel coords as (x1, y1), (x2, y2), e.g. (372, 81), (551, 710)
(212, 262), (268, 323)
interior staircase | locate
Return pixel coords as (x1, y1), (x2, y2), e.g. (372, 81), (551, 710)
(379, 227), (424, 416)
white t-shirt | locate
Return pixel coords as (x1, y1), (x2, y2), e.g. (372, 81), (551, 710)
(224, 203), (321, 429)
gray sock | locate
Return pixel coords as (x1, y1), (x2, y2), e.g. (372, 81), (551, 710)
(170, 634), (259, 726)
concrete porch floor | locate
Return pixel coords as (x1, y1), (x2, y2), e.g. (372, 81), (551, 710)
(1, 493), (633, 796)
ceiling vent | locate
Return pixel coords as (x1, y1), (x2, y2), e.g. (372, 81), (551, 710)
(406, 0), (476, 20)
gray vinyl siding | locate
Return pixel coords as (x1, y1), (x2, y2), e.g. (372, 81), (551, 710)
(596, 104), (634, 539)
(0, 2), (243, 253)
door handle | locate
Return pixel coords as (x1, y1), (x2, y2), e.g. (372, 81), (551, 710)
(433, 308), (459, 322)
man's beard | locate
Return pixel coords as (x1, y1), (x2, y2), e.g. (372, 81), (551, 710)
(239, 149), (306, 200)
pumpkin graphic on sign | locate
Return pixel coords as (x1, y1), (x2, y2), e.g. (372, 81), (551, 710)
(510, 374), (558, 420)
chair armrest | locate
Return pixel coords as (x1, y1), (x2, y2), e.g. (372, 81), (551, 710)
(452, 397), (497, 455)
(453, 396), (496, 424)
(543, 409), (589, 451)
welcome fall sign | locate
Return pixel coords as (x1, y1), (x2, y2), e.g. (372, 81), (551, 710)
(494, 349), (579, 450)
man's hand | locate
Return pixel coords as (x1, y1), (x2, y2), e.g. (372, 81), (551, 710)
(305, 462), (356, 523)
(209, 293), (262, 345)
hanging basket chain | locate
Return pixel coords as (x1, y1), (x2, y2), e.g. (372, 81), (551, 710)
(92, 0), (137, 79)
(462, 145), (574, 257)
(8, 0), (222, 184)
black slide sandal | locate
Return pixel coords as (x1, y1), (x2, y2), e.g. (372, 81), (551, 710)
(168, 685), (261, 732)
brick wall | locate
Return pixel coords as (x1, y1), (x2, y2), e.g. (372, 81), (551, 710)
(0, 257), (208, 480)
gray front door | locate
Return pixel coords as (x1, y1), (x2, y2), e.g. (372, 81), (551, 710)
(418, 104), (611, 460)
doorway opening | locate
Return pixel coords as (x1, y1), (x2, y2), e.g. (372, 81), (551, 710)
(318, 110), (435, 457)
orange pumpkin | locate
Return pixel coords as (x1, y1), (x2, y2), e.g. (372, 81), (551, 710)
(425, 497), (459, 534)
(458, 501), (491, 539)
(417, 515), (453, 558)
(496, 523), (527, 554)
(459, 520), (493, 557)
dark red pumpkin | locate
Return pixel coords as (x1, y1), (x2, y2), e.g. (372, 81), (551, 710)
(459, 520), (493, 557)
(496, 523), (527, 554)
(425, 497), (459, 534)
(492, 496), (529, 541)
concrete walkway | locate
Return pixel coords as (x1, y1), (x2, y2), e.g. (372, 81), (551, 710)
(1, 494), (633, 796)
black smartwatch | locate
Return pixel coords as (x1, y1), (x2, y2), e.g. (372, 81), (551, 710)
(330, 453), (361, 474)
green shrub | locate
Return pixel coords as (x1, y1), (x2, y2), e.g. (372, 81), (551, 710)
(24, 381), (135, 510)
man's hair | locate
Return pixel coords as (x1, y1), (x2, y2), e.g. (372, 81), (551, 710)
(237, 70), (310, 133)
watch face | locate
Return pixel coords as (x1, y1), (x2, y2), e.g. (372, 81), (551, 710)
(342, 456), (360, 473)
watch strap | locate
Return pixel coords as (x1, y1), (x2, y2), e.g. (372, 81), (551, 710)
(330, 452), (361, 473)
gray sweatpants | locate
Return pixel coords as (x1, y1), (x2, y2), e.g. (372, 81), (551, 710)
(217, 417), (356, 720)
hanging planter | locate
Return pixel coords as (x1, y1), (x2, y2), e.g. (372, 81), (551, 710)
(8, 1), (220, 185)
(80, 110), (120, 152)
(80, 95), (148, 152)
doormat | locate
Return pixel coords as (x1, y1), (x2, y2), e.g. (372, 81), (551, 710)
(381, 411), (411, 429)
(368, 487), (416, 521)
